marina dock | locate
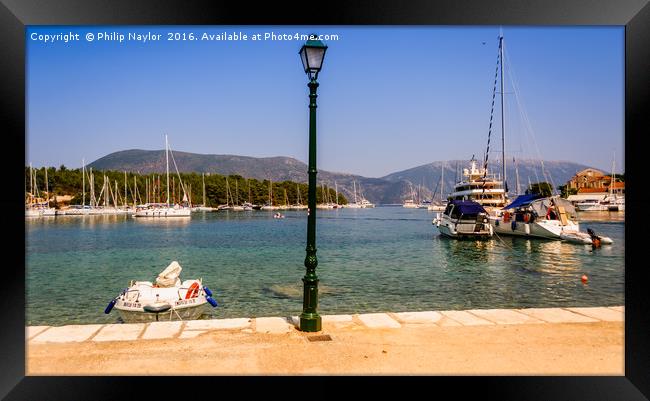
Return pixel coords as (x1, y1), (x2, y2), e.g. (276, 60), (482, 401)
(26, 306), (623, 375)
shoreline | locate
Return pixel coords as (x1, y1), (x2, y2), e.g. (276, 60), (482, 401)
(27, 306), (624, 375)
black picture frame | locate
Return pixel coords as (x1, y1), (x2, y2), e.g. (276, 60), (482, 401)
(3, 0), (648, 399)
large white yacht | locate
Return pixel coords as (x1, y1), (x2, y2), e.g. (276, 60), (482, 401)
(448, 158), (508, 217)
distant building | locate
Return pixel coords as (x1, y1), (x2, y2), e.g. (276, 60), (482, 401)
(565, 168), (624, 203)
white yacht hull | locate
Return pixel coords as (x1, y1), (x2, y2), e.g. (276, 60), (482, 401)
(491, 217), (580, 240)
(435, 214), (493, 238)
(134, 207), (191, 217)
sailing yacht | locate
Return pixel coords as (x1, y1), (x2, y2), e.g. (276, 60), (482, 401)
(25, 164), (43, 217)
(192, 173), (216, 212)
(260, 179), (280, 210)
(134, 135), (191, 218)
(428, 163), (447, 211)
(402, 183), (419, 208)
(344, 181), (363, 208)
(483, 33), (611, 245)
(357, 182), (375, 208)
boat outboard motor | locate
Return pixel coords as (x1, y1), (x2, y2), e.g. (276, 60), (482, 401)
(587, 228), (602, 248)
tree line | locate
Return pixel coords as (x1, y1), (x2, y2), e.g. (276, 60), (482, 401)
(25, 165), (348, 208)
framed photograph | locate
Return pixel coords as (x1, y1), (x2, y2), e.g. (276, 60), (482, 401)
(5, 0), (648, 399)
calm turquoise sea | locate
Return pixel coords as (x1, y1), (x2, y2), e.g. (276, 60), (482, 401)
(25, 207), (624, 326)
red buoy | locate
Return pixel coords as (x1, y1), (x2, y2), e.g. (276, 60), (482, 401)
(581, 275), (588, 283)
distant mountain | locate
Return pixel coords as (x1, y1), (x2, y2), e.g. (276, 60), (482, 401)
(89, 150), (598, 204)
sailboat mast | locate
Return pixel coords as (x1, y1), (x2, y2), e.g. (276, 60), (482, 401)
(499, 34), (507, 194)
(441, 163), (444, 201)
(45, 167), (49, 205)
(165, 135), (170, 206)
(335, 181), (338, 206)
(124, 171), (127, 207)
(515, 157), (521, 195)
(202, 173), (206, 206)
(610, 152), (615, 197)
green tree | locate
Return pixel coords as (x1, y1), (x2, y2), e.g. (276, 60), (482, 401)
(527, 182), (553, 197)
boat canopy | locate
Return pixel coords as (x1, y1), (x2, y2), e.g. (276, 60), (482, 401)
(501, 194), (543, 210)
(449, 200), (487, 215)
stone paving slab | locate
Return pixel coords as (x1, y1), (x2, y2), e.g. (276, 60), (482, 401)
(394, 311), (443, 324)
(30, 324), (104, 343)
(565, 307), (624, 322)
(468, 309), (544, 325)
(26, 326), (50, 340)
(516, 308), (598, 323)
(179, 330), (206, 339)
(141, 321), (184, 340)
(357, 313), (401, 329)
(92, 323), (146, 342)
(440, 311), (494, 326)
(255, 317), (293, 334)
(184, 318), (251, 331)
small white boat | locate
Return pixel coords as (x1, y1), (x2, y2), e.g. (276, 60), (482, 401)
(104, 261), (218, 323)
(273, 212), (285, 219)
(560, 228), (613, 246)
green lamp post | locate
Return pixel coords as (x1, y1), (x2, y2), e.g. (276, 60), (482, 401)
(298, 35), (328, 332)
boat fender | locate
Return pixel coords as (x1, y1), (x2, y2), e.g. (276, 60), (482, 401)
(186, 282), (201, 299)
(511, 220), (517, 231)
(495, 219), (499, 226)
(524, 223), (530, 235)
(503, 212), (510, 222)
(104, 298), (116, 314)
(203, 286), (213, 297)
(206, 295), (218, 307)
(523, 213), (530, 223)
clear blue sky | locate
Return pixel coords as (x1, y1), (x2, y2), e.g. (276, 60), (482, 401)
(26, 26), (624, 177)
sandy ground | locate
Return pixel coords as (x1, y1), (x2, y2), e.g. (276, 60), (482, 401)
(26, 321), (623, 375)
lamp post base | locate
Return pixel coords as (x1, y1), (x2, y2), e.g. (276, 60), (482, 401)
(299, 313), (322, 332)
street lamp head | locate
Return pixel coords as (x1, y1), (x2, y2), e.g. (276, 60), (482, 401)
(299, 34), (328, 81)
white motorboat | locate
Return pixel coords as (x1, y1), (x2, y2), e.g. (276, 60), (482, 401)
(105, 261), (218, 323)
(433, 199), (493, 238)
(403, 199), (419, 208)
(490, 194), (613, 245)
(575, 198), (608, 212)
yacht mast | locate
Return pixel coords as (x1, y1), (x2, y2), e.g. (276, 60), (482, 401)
(165, 135), (170, 206)
(335, 181), (338, 206)
(44, 167), (49, 205)
(29, 163), (33, 204)
(441, 163), (444, 201)
(610, 152), (615, 197)
(203, 173), (206, 206)
(499, 33), (507, 194)
(515, 157), (521, 195)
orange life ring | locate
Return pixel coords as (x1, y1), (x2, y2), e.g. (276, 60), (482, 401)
(503, 212), (510, 222)
(185, 282), (200, 299)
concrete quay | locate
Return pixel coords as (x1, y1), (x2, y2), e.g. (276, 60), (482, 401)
(26, 306), (624, 375)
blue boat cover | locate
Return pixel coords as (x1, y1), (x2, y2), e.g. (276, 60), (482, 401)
(449, 200), (487, 214)
(501, 194), (543, 210)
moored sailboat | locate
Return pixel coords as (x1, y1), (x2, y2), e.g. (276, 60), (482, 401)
(134, 135), (191, 218)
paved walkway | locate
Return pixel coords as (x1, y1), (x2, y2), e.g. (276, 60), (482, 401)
(26, 306), (624, 375)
